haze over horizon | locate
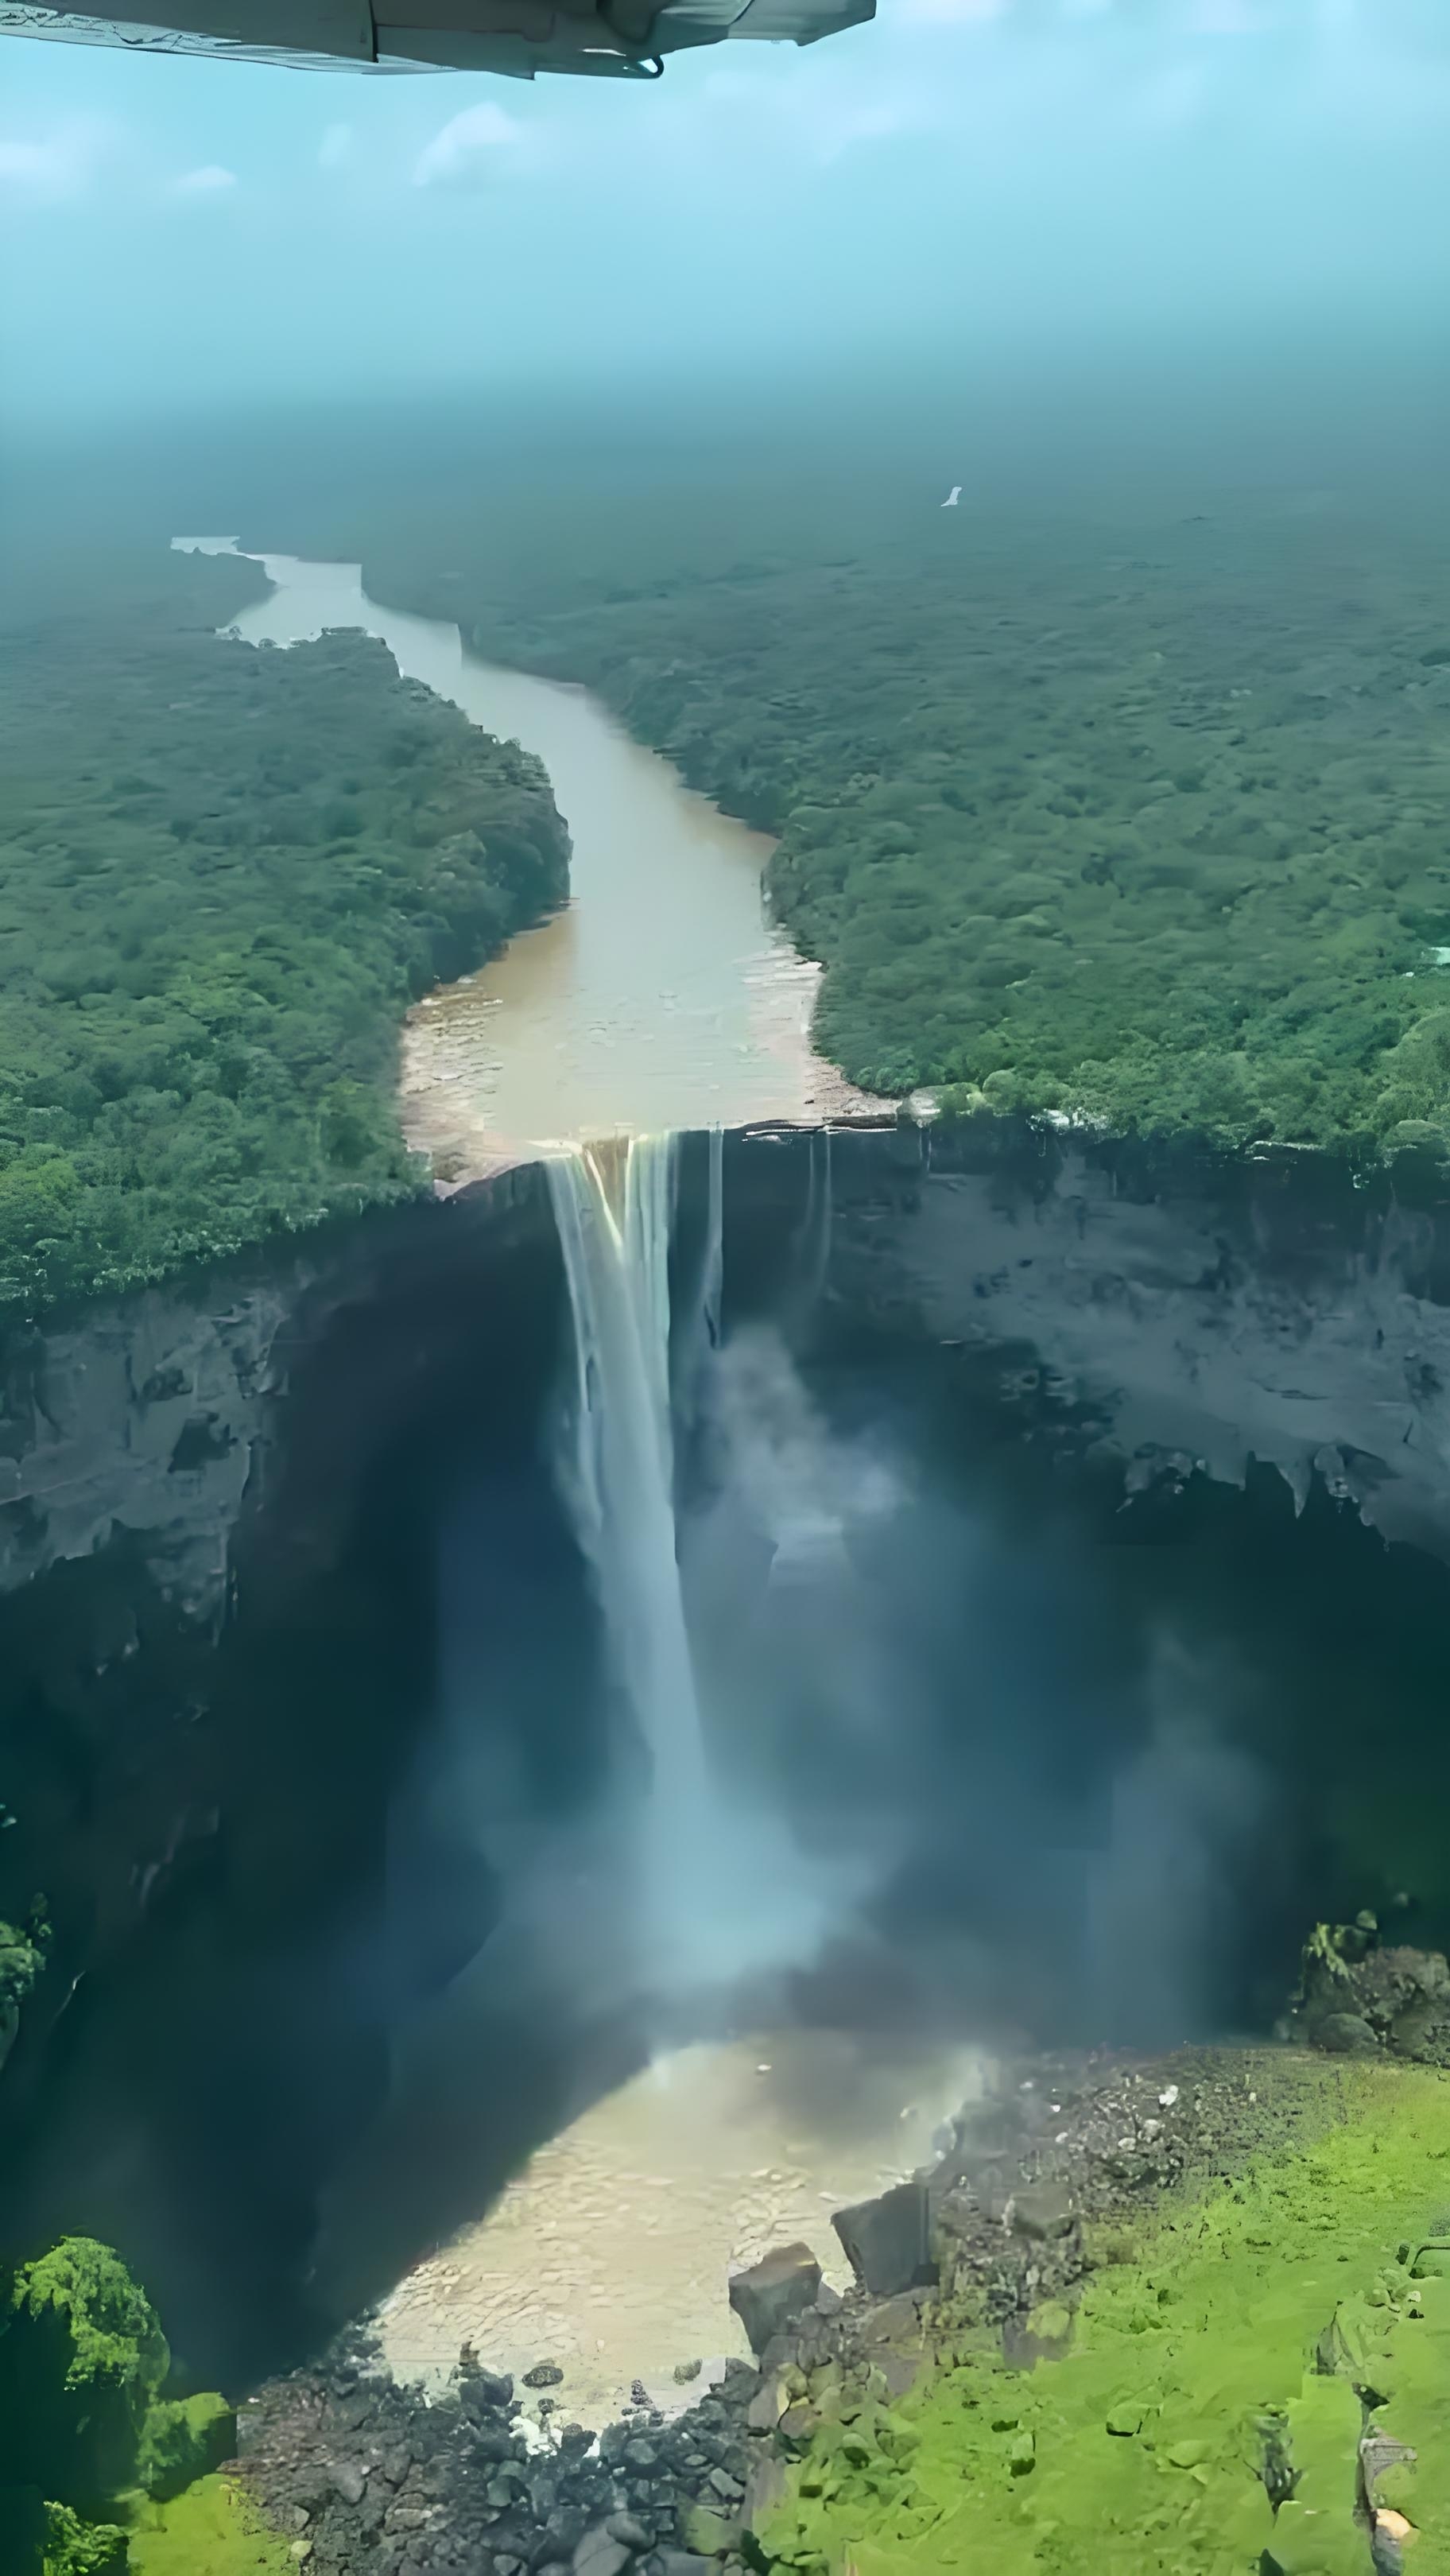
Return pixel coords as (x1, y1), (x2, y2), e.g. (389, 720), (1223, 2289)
(3, 0), (1450, 434)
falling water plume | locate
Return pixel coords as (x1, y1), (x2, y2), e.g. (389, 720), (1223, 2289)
(546, 1131), (851, 2008)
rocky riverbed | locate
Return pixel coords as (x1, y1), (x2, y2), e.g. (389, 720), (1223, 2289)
(370, 2034), (984, 2427)
(238, 2019), (1376, 2576)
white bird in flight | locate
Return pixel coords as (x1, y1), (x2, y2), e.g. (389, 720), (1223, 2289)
(942, 485), (961, 508)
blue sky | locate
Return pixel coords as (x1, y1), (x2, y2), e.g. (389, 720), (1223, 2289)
(2, 0), (1449, 425)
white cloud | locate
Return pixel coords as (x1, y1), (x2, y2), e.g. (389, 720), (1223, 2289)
(169, 163), (238, 196)
(412, 102), (541, 188)
(319, 122), (354, 171)
(0, 119), (113, 203)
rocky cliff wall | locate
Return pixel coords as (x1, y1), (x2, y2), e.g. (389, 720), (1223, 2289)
(7, 1119), (1450, 1633)
(0, 1162), (556, 1620)
(798, 1118), (1450, 1562)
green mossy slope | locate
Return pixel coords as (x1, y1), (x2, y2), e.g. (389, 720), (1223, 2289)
(0, 2238), (287, 2576)
(762, 2064), (1450, 2574)
(124, 2473), (293, 2576)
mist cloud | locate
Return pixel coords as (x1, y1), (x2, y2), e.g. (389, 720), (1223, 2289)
(169, 162), (237, 197)
(412, 103), (543, 189)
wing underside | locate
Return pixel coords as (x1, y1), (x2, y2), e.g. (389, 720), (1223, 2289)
(0, 0), (874, 78)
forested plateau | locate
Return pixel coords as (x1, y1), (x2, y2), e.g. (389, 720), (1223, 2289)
(0, 549), (568, 1316)
(374, 491), (1450, 1155)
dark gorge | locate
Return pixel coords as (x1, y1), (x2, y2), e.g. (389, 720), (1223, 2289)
(3, 1117), (1450, 2397)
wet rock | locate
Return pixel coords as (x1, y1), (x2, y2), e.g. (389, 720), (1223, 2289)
(525, 2363), (565, 2390)
(832, 2179), (936, 2299)
(463, 2366), (517, 2410)
(776, 2407), (817, 2454)
(573, 2535), (632, 2576)
(684, 2505), (741, 2559)
(1010, 2185), (1074, 2240)
(1315, 2012), (1380, 2057)
(727, 2243), (822, 2358)
(745, 2381), (784, 2436)
(470, 2426), (521, 2464)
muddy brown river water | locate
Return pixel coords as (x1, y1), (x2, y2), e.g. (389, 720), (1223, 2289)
(374, 2035), (986, 2427)
(173, 536), (942, 2419)
(178, 541), (882, 1174)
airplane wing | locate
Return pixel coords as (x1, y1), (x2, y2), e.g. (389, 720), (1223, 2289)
(0, 0), (874, 80)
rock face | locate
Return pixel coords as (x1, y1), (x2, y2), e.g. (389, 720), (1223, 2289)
(0, 1274), (295, 1616)
(0, 1159), (556, 1621)
(727, 2246), (823, 2359)
(18, 1112), (1450, 1629)
(789, 1116), (1450, 1563)
(10, 1110), (1450, 2386)
(832, 2182), (936, 2299)
(0, 1160), (567, 2366)
(1289, 1918), (1450, 2062)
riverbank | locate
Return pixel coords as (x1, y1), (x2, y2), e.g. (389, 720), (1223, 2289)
(219, 549), (886, 1178)
(766, 2054), (1450, 2575)
(0, 545), (568, 1318)
(356, 486), (1450, 1159)
(231, 2035), (1450, 2576)
(371, 2031), (984, 2427)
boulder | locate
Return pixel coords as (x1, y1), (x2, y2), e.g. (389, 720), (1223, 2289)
(727, 2243), (822, 2358)
(1314, 2012), (1379, 2057)
(573, 2530), (631, 2576)
(746, 2380), (785, 2435)
(832, 2180), (936, 2298)
(684, 2505), (742, 2559)
(1010, 2185), (1074, 2241)
(776, 2405), (818, 2454)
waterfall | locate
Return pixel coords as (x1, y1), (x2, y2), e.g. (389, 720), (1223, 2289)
(547, 1127), (856, 2002)
(546, 1135), (712, 1957)
(700, 1126), (724, 1357)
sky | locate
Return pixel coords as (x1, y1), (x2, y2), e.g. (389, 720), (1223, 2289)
(2, 0), (1450, 428)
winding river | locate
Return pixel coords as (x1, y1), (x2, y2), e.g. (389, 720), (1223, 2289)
(172, 537), (926, 2423)
(176, 541), (881, 1176)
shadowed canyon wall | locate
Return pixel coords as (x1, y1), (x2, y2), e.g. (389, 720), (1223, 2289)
(3, 1117), (1450, 2384)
